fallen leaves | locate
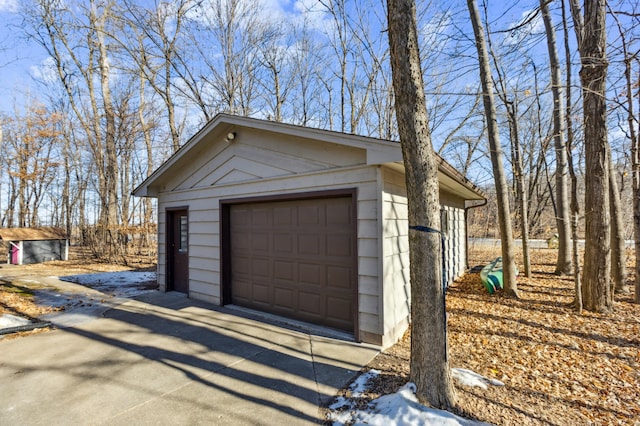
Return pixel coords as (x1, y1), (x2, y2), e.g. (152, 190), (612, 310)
(358, 247), (640, 426)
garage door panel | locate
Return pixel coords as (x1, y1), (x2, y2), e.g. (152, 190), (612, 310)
(229, 195), (356, 332)
(232, 255), (251, 272)
(326, 202), (352, 225)
(231, 232), (250, 250)
(298, 205), (321, 225)
(233, 279), (251, 300)
(299, 263), (321, 284)
(273, 206), (295, 226)
(251, 258), (270, 277)
(273, 260), (295, 280)
(252, 283), (270, 304)
(327, 234), (352, 257)
(273, 233), (294, 253)
(298, 234), (322, 255)
(251, 208), (270, 226)
(327, 265), (351, 289)
(299, 292), (322, 315)
(233, 208), (251, 226)
(327, 297), (353, 321)
(274, 287), (294, 308)
(251, 232), (269, 251)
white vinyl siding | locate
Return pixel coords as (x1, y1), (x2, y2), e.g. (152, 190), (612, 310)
(380, 166), (469, 347)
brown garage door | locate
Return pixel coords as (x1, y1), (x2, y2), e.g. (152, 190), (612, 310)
(229, 195), (356, 332)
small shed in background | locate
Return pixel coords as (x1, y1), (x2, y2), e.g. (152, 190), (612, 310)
(0, 228), (69, 265)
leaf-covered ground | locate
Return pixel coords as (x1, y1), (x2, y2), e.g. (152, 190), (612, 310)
(349, 247), (640, 425)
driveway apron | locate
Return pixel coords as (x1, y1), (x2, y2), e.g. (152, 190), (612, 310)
(0, 292), (378, 425)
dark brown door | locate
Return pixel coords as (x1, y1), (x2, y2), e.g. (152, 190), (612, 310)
(229, 196), (356, 332)
(167, 209), (189, 293)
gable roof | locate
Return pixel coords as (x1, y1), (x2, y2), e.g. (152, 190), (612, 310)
(0, 227), (68, 241)
(133, 114), (485, 200)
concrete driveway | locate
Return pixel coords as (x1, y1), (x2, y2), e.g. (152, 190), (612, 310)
(0, 292), (378, 425)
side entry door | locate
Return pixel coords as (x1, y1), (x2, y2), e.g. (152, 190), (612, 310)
(167, 209), (189, 293)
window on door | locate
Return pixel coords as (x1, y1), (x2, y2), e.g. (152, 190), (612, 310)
(179, 215), (188, 252)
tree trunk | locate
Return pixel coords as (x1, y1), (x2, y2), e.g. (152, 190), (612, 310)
(507, 101), (531, 278)
(541, 0), (572, 275)
(610, 5), (639, 303)
(94, 1), (121, 261)
(571, 0), (612, 312)
(609, 157), (628, 294)
(561, 0), (582, 312)
(467, 0), (518, 297)
(387, 0), (456, 409)
(634, 59), (640, 304)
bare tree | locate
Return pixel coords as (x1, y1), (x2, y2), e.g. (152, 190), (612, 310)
(387, 0), (457, 409)
(635, 61), (640, 303)
(609, 6), (636, 297)
(561, 0), (583, 311)
(118, 0), (194, 150)
(608, 152), (628, 294)
(467, 0), (519, 297)
(25, 0), (126, 259)
(289, 22), (325, 127)
(569, 0), (612, 311)
(483, 7), (532, 278)
(189, 0), (265, 116)
(541, 0), (572, 275)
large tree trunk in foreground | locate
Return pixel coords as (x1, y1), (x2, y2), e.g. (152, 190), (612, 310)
(570, 0), (612, 312)
(387, 0), (456, 409)
(467, 0), (518, 297)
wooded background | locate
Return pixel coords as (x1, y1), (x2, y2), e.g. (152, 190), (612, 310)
(0, 0), (637, 260)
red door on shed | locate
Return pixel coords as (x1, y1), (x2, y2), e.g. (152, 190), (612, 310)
(229, 195), (356, 332)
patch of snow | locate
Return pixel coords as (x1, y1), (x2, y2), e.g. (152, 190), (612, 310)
(64, 271), (155, 286)
(0, 314), (31, 329)
(451, 368), (504, 390)
(351, 383), (489, 426)
(350, 369), (381, 396)
(60, 271), (157, 298)
(328, 368), (500, 426)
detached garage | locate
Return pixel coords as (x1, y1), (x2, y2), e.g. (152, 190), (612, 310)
(134, 114), (485, 347)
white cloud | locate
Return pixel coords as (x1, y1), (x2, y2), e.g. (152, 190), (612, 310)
(0, 0), (19, 13)
(29, 57), (59, 84)
(503, 8), (544, 47)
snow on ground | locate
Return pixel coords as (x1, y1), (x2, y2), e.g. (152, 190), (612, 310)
(0, 313), (32, 328)
(451, 368), (505, 390)
(61, 271), (157, 298)
(328, 368), (501, 426)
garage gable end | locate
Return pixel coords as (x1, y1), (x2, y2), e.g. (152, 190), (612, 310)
(159, 128), (370, 193)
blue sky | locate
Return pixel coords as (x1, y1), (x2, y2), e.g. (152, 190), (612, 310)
(0, 1), (50, 112)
